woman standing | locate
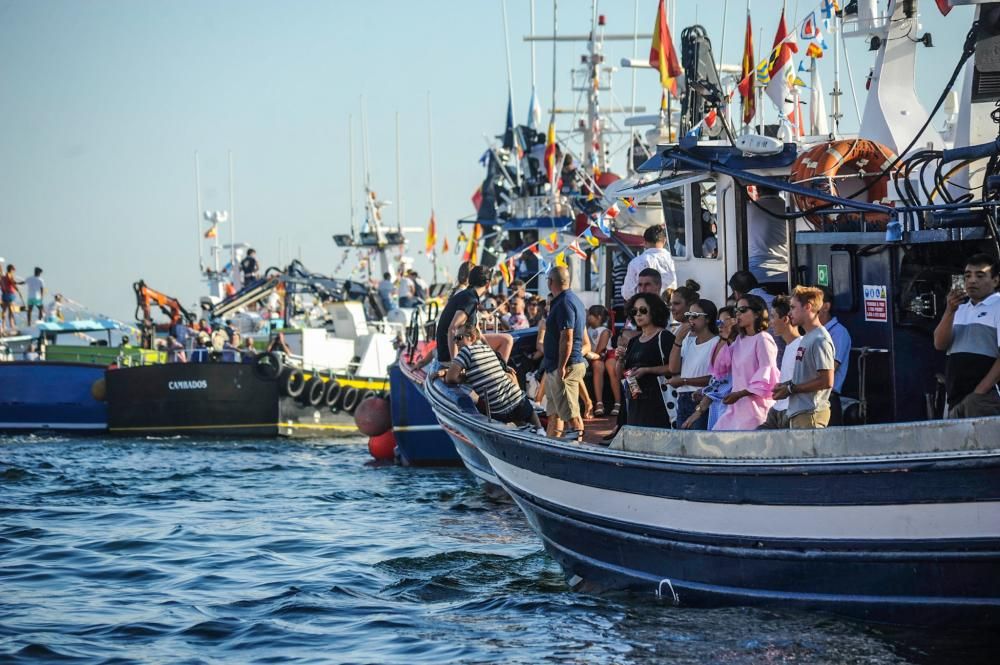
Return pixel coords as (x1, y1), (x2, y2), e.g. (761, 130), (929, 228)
(667, 299), (719, 430)
(667, 279), (701, 333)
(711, 295), (779, 431)
(620, 293), (675, 428)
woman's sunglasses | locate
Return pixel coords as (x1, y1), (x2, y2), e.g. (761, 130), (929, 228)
(453, 333), (472, 342)
(628, 306), (650, 317)
(736, 305), (756, 314)
(683, 311), (708, 319)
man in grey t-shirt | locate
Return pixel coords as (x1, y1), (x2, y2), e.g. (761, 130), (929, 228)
(773, 286), (835, 429)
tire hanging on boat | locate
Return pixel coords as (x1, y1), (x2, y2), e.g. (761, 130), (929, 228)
(340, 386), (360, 413)
(303, 378), (326, 407)
(283, 369), (306, 398)
(253, 352), (283, 381)
(324, 381), (342, 408)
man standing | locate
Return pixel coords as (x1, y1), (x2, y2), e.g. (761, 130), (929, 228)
(773, 286), (835, 429)
(934, 253), (1000, 418)
(621, 225), (678, 300)
(819, 286), (853, 425)
(760, 295), (802, 429)
(377, 272), (396, 314)
(435, 265), (490, 365)
(542, 266), (587, 440)
(240, 248), (260, 284)
(1, 264), (23, 335)
(25, 267), (45, 326)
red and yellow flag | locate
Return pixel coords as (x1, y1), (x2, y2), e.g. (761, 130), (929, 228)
(442, 236), (450, 254)
(543, 120), (557, 185)
(739, 13), (755, 125)
(498, 260), (512, 286)
(425, 211), (437, 257)
(648, 0), (682, 96)
(462, 223), (483, 264)
(204, 224), (218, 239)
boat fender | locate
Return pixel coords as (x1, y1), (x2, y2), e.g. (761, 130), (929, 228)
(368, 429), (396, 462)
(361, 390), (378, 404)
(324, 381), (342, 408)
(354, 396), (391, 436)
(253, 352), (283, 381)
(303, 378), (326, 406)
(284, 369), (306, 398)
(91, 378), (107, 401)
(340, 386), (360, 413)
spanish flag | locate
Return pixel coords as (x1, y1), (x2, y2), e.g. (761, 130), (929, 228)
(543, 119), (557, 185)
(204, 224), (218, 239)
(739, 13), (755, 125)
(425, 211), (437, 257)
(442, 236), (450, 253)
(498, 260), (512, 286)
(462, 223), (482, 264)
(648, 0), (683, 96)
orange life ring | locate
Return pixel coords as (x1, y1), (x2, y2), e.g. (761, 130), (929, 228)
(790, 139), (897, 227)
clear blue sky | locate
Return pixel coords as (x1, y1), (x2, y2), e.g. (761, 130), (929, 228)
(0, 0), (971, 321)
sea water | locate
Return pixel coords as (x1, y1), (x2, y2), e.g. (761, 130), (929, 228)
(0, 435), (992, 664)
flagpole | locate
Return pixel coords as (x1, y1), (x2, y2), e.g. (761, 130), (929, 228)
(757, 27), (764, 136)
(630, 0), (638, 173)
(228, 150), (235, 281)
(500, 0), (521, 187)
(718, 0), (729, 80)
(195, 151), (203, 273)
(831, 8), (842, 137)
(348, 115), (356, 240)
(427, 93), (439, 283)
(395, 110), (402, 237)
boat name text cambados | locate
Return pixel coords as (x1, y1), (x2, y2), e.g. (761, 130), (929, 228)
(168, 380), (208, 390)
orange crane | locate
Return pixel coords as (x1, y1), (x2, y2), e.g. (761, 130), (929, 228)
(133, 280), (194, 332)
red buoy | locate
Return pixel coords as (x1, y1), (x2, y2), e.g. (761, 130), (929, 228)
(354, 396), (391, 436)
(368, 430), (396, 461)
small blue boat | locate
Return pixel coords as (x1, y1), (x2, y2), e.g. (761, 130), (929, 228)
(389, 357), (458, 466)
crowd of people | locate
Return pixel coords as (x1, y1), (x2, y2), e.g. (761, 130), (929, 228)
(432, 226), (1000, 442)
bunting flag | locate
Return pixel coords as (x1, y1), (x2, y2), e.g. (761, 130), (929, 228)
(442, 236), (450, 254)
(498, 260), (512, 286)
(568, 240), (588, 260)
(425, 211), (437, 257)
(204, 224), (218, 239)
(936, 0), (953, 15)
(739, 13), (755, 125)
(543, 119), (557, 185)
(619, 197), (638, 213)
(457, 230), (468, 244)
(502, 94), (516, 151)
(471, 186), (483, 211)
(755, 57), (771, 86)
(648, 0), (683, 96)
(540, 232), (559, 253)
(800, 12), (819, 40)
(605, 202), (620, 220)
(765, 9), (799, 122)
(806, 42), (823, 59)
(554, 252), (567, 268)
(528, 244), (540, 257)
(583, 227), (600, 247)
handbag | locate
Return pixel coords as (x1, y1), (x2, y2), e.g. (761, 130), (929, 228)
(656, 331), (679, 426)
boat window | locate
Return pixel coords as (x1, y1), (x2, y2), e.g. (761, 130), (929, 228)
(691, 182), (720, 260)
(661, 188), (686, 258)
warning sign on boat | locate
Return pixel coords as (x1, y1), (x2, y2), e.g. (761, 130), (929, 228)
(863, 285), (888, 322)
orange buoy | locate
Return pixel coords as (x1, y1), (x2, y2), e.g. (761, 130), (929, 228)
(368, 430), (396, 461)
(354, 396), (391, 436)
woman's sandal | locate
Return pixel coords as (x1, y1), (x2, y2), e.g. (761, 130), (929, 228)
(562, 429), (584, 443)
(593, 402), (605, 417)
(609, 402), (621, 416)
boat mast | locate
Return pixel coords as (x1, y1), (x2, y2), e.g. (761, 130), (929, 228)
(395, 110), (402, 237)
(426, 93), (439, 283)
(195, 151), (203, 274)
(228, 150), (235, 280)
(348, 115), (356, 241)
(501, 0), (522, 186)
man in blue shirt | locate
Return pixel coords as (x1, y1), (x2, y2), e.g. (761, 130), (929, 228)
(542, 266), (587, 440)
(819, 287), (853, 425)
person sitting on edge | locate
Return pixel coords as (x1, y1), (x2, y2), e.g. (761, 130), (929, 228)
(584, 305), (618, 418)
(541, 266), (587, 441)
(435, 265), (490, 366)
(773, 286), (836, 429)
(242, 338), (257, 363)
(933, 253), (1000, 418)
(620, 224), (678, 300)
(759, 295), (802, 429)
(818, 286), (853, 425)
(266, 330), (292, 356)
(445, 324), (541, 429)
(25, 267), (45, 327)
(619, 292), (675, 428)
(711, 295), (779, 430)
(668, 298), (720, 431)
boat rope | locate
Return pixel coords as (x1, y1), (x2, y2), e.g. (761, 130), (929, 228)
(656, 578), (680, 605)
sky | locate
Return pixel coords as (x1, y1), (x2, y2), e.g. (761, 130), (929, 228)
(0, 0), (973, 322)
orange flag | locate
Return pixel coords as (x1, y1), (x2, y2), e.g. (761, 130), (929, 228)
(425, 211), (437, 257)
(204, 224), (218, 239)
(442, 236), (450, 254)
(543, 119), (557, 185)
(648, 0), (682, 95)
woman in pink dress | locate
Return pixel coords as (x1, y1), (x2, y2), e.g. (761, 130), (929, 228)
(711, 294), (779, 431)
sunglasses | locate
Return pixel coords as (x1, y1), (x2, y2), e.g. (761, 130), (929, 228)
(453, 334), (472, 341)
(683, 311), (708, 319)
(715, 319), (725, 327)
(736, 305), (756, 314)
(629, 306), (650, 317)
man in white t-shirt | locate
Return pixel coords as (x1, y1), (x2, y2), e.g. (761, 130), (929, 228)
(759, 295), (801, 429)
(25, 267), (45, 326)
(620, 224), (678, 300)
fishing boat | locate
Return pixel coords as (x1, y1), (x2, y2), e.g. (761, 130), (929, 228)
(422, 0), (1000, 625)
(0, 319), (160, 432)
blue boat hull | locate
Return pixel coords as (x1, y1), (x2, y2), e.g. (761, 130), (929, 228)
(389, 361), (458, 466)
(0, 362), (107, 431)
(426, 377), (1000, 626)
(425, 376), (502, 488)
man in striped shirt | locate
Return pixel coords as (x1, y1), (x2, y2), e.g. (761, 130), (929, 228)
(445, 324), (541, 428)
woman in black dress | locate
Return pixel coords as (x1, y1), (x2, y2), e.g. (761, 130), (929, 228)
(621, 293), (675, 428)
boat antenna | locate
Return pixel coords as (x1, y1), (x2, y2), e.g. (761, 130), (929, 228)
(228, 150), (235, 280)
(348, 114), (356, 240)
(718, 0), (730, 83)
(427, 92), (439, 283)
(629, 0), (638, 173)
(195, 151), (203, 273)
(395, 110), (403, 236)
(501, 0), (522, 186)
